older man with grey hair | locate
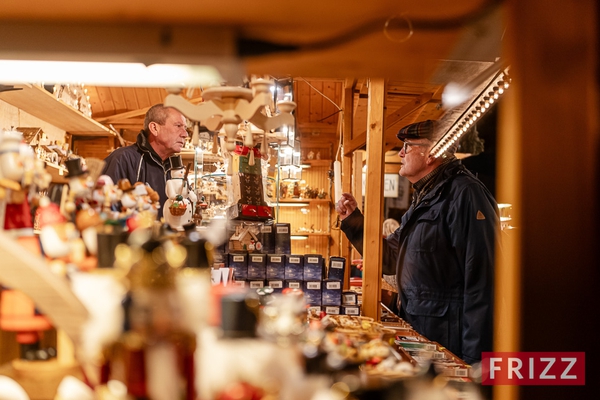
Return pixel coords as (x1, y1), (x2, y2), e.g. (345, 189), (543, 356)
(336, 119), (499, 365)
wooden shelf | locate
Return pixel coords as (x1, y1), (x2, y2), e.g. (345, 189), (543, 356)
(0, 84), (113, 136)
(301, 159), (332, 168)
(292, 232), (331, 236)
(278, 199), (331, 204)
(45, 162), (69, 184)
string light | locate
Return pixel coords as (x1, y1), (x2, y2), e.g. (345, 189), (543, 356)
(432, 68), (511, 158)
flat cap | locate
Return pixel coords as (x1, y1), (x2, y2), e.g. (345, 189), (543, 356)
(396, 120), (440, 141)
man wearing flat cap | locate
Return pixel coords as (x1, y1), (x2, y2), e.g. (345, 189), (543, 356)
(336, 119), (499, 365)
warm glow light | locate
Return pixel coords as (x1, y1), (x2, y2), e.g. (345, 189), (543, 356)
(0, 60), (223, 87)
(291, 235), (309, 240)
(277, 202), (310, 207)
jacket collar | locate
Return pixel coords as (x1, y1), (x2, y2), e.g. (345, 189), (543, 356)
(136, 130), (165, 167)
(412, 157), (460, 206)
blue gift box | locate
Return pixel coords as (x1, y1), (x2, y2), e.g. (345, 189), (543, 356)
(342, 305), (361, 316)
(303, 281), (322, 306)
(303, 254), (324, 281)
(324, 306), (341, 315)
(285, 255), (304, 280)
(322, 280), (342, 306)
(248, 253), (267, 280)
(267, 280), (284, 294)
(275, 223), (291, 254)
(228, 253), (248, 281)
(327, 257), (346, 281)
(285, 280), (302, 290)
(267, 254), (286, 280)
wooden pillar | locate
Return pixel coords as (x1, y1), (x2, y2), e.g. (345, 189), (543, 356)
(496, 1), (599, 399)
(351, 151), (363, 266)
(341, 79), (355, 289)
(361, 78), (385, 320)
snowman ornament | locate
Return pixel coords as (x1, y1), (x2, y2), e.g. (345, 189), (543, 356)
(163, 155), (197, 231)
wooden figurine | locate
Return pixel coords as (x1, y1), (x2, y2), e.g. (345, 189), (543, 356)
(100, 239), (196, 400)
(163, 156), (197, 231)
(64, 157), (92, 215)
(0, 130), (36, 238)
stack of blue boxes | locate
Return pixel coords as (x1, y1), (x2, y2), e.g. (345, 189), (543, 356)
(225, 250), (357, 316)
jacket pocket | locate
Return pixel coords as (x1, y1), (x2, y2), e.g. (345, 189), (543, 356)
(405, 298), (449, 317)
(404, 298), (451, 353)
(410, 207), (440, 252)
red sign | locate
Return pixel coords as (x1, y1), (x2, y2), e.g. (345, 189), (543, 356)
(481, 352), (585, 385)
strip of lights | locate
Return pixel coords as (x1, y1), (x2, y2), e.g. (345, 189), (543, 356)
(432, 68), (511, 159)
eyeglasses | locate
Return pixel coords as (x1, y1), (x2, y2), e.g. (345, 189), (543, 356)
(402, 141), (430, 154)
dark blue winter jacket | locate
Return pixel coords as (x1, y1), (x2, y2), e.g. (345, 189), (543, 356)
(341, 159), (499, 364)
(101, 130), (170, 218)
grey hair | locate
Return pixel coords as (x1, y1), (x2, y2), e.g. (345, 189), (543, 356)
(143, 104), (171, 132)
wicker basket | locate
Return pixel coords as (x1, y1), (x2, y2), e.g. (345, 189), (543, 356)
(169, 203), (187, 216)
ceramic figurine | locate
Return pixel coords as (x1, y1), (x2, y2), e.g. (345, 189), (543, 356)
(0, 130), (36, 238)
(163, 156), (197, 231)
(36, 196), (77, 260)
(117, 179), (138, 218)
(132, 182), (160, 217)
(64, 157), (92, 215)
(100, 239), (196, 400)
(91, 174), (120, 217)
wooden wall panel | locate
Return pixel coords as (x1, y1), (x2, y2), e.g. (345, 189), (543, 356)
(85, 86), (102, 117)
(308, 81), (323, 124)
(109, 87), (127, 113)
(294, 81), (311, 125)
(122, 87), (140, 111)
(320, 81), (341, 126)
(71, 136), (112, 160)
(97, 87), (116, 116)
(278, 164), (334, 257)
(148, 88), (165, 105)
(135, 89), (151, 108)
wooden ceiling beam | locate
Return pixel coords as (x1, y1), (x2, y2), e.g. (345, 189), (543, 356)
(347, 92), (435, 153)
(95, 95), (204, 124)
(96, 107), (150, 123)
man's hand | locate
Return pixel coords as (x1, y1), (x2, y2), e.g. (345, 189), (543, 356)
(336, 192), (358, 221)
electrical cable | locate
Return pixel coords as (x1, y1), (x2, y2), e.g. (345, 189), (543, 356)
(296, 77), (344, 163)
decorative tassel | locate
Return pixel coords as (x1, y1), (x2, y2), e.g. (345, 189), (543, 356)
(212, 132), (218, 154)
(192, 123), (199, 147)
(261, 133), (268, 160)
(227, 154), (233, 176)
(248, 148), (255, 166)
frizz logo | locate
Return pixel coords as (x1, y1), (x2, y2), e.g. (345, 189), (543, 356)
(482, 352), (585, 385)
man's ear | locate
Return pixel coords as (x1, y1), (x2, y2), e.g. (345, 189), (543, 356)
(148, 121), (159, 137)
(425, 154), (436, 165)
